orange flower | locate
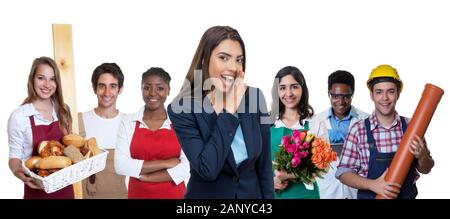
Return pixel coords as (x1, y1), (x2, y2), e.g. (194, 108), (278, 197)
(312, 138), (322, 147)
(311, 139), (337, 170)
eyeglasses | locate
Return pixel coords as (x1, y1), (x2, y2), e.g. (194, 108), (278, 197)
(329, 92), (353, 101)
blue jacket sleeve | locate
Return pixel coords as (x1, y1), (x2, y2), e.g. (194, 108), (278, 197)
(168, 104), (240, 181)
(255, 92), (275, 199)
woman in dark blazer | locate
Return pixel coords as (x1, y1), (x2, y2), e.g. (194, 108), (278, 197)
(168, 26), (274, 199)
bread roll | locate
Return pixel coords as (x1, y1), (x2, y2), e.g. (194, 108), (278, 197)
(64, 145), (85, 163)
(62, 134), (85, 148)
(25, 156), (42, 170)
(35, 156), (72, 169)
(38, 140), (65, 157)
(38, 141), (48, 155)
(87, 137), (101, 156)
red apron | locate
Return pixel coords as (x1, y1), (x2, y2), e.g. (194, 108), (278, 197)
(128, 121), (186, 199)
(24, 116), (74, 199)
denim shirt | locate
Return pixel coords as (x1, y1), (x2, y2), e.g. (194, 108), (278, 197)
(327, 108), (356, 144)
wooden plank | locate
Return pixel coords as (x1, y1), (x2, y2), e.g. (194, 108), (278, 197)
(52, 24), (83, 199)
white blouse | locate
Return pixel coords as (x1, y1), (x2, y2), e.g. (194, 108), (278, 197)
(273, 119), (308, 130)
(114, 106), (190, 185)
(8, 103), (59, 160)
(82, 109), (124, 150)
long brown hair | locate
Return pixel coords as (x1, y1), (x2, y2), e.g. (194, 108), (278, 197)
(179, 26), (246, 98)
(270, 66), (314, 124)
(22, 56), (72, 134)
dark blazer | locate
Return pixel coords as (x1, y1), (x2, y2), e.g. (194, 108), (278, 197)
(168, 87), (274, 199)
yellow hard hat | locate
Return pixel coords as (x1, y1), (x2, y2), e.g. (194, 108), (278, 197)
(367, 64), (403, 92)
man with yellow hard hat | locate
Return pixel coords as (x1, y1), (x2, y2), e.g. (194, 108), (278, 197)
(335, 64), (435, 199)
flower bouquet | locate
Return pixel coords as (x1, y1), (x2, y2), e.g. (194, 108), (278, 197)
(273, 130), (337, 185)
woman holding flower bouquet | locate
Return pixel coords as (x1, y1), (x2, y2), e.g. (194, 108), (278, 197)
(269, 66), (322, 199)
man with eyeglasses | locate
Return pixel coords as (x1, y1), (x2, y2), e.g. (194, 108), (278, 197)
(310, 70), (369, 199)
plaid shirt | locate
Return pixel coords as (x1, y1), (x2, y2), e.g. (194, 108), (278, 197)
(336, 112), (412, 178)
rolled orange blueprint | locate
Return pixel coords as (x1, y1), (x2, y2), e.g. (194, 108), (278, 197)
(376, 84), (444, 199)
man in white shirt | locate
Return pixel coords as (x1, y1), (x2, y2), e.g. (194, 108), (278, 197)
(80, 63), (127, 199)
(310, 70), (369, 199)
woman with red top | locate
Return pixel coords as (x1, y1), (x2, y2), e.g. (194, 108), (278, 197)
(115, 67), (189, 199)
(8, 56), (74, 199)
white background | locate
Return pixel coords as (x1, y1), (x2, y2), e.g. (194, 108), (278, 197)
(0, 0), (449, 198)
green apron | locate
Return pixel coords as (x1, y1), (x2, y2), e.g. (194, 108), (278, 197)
(270, 121), (320, 199)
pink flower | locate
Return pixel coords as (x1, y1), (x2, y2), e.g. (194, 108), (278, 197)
(291, 156), (301, 168)
(295, 142), (302, 150)
(281, 136), (291, 147)
(303, 142), (310, 149)
(292, 130), (302, 144)
(286, 144), (296, 153)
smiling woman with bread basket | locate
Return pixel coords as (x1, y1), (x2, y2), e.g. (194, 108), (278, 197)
(7, 57), (75, 199)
